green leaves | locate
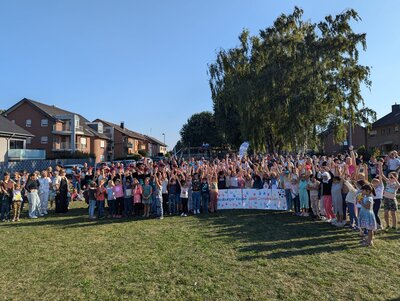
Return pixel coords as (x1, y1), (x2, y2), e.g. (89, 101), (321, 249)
(208, 7), (376, 152)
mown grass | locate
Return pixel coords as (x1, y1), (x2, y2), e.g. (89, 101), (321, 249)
(1, 202), (399, 301)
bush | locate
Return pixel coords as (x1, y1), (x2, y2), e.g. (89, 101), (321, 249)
(138, 149), (147, 157)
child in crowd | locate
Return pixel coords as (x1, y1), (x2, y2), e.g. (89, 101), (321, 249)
(168, 176), (177, 215)
(379, 163), (399, 230)
(106, 180), (116, 218)
(371, 175), (384, 230)
(133, 179), (143, 217)
(96, 179), (107, 219)
(123, 178), (133, 218)
(209, 174), (219, 213)
(307, 175), (320, 218)
(358, 184), (377, 247)
(113, 179), (124, 218)
(142, 178), (153, 218)
(178, 178), (189, 217)
(343, 179), (361, 231)
(201, 177), (210, 214)
(88, 181), (97, 220)
(298, 173), (309, 217)
(331, 176), (344, 227)
(290, 178), (300, 215)
(12, 183), (23, 222)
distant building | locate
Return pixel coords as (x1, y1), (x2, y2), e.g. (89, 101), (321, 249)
(367, 104), (400, 153)
(3, 98), (109, 162)
(144, 135), (167, 156)
(93, 119), (149, 160)
(320, 124), (367, 154)
(0, 115), (45, 162)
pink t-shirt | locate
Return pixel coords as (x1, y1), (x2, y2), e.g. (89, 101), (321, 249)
(113, 185), (124, 198)
(348, 164), (355, 175)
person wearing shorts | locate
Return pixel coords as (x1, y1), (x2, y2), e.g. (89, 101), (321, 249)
(379, 162), (399, 230)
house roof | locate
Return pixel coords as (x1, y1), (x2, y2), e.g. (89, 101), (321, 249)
(144, 135), (167, 147)
(4, 98), (107, 138)
(372, 110), (400, 128)
(0, 115), (34, 138)
(94, 119), (147, 141)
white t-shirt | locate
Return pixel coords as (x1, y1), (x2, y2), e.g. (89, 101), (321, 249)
(180, 187), (189, 198)
(162, 179), (168, 194)
(388, 158), (400, 171)
(374, 182), (384, 199)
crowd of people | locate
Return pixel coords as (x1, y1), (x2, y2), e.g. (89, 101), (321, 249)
(1, 147), (399, 247)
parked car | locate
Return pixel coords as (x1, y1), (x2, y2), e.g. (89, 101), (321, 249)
(123, 160), (136, 167)
(94, 161), (112, 170)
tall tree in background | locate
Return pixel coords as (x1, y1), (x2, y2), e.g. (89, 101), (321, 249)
(208, 7), (376, 152)
(179, 111), (223, 147)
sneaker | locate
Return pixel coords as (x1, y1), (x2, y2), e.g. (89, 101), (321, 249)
(44, 211), (48, 215)
(184, 213), (188, 217)
(158, 216), (164, 220)
(2, 219), (5, 222)
(325, 219), (332, 223)
(30, 216), (38, 219)
(331, 220), (338, 226)
(39, 213), (44, 217)
(181, 212), (185, 217)
(304, 213), (309, 217)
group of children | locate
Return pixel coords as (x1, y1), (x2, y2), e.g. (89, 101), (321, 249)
(1, 150), (399, 249)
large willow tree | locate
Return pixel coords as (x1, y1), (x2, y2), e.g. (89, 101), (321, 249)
(208, 7), (376, 152)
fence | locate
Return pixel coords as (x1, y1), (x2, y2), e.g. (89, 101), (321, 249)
(0, 158), (95, 175)
(217, 188), (287, 211)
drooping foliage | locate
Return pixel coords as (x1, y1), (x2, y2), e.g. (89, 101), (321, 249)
(208, 7), (376, 152)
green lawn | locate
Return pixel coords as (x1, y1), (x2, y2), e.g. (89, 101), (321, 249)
(1, 203), (399, 301)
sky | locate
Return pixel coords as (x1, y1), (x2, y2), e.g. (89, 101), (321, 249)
(0, 0), (399, 149)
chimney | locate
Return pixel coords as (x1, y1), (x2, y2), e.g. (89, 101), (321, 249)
(120, 121), (125, 129)
(392, 103), (400, 112)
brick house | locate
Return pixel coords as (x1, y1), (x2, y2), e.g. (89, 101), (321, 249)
(93, 119), (149, 160)
(367, 104), (400, 154)
(144, 135), (167, 156)
(320, 124), (367, 154)
(3, 98), (109, 162)
(0, 115), (43, 162)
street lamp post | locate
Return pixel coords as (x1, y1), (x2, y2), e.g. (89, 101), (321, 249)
(162, 133), (166, 154)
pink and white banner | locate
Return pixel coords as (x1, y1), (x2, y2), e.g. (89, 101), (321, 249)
(217, 189), (287, 211)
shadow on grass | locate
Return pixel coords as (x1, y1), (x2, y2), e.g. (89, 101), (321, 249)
(0, 207), (154, 229)
(195, 210), (362, 260)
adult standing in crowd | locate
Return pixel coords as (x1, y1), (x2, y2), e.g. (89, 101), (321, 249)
(55, 170), (69, 213)
(25, 173), (41, 219)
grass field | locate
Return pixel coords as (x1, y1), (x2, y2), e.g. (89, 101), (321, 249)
(1, 203), (399, 301)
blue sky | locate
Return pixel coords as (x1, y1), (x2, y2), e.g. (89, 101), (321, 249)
(0, 1), (398, 149)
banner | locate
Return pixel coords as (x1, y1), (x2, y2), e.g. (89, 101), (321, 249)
(217, 188), (287, 211)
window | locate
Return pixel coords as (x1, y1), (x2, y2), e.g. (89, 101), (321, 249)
(26, 119), (32, 127)
(26, 137), (32, 144)
(395, 126), (399, 132)
(100, 155), (105, 162)
(41, 119), (48, 127)
(100, 140), (105, 148)
(41, 136), (48, 144)
(10, 140), (24, 149)
(388, 128), (391, 135)
(80, 137), (87, 146)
